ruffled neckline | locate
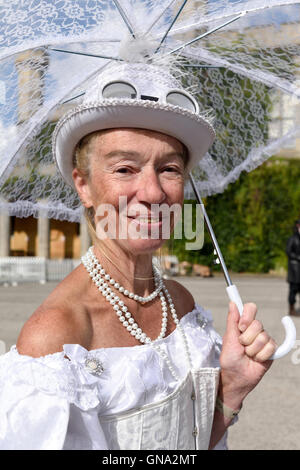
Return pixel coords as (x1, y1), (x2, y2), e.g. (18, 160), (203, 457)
(1, 304), (219, 413)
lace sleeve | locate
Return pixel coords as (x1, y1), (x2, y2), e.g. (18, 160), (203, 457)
(0, 346), (104, 449)
(194, 304), (223, 368)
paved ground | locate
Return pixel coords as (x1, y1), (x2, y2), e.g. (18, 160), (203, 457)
(0, 274), (299, 450)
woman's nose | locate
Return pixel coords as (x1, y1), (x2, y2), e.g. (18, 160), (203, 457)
(136, 168), (166, 204)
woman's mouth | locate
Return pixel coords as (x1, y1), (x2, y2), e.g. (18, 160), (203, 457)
(128, 216), (164, 232)
(135, 217), (161, 225)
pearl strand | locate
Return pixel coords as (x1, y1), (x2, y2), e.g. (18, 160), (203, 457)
(81, 248), (193, 376)
(82, 251), (169, 343)
(150, 342), (180, 381)
(86, 246), (163, 304)
(161, 284), (193, 371)
(150, 284), (193, 380)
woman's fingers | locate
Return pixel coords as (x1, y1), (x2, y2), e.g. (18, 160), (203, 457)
(244, 331), (270, 357)
(238, 303), (258, 332)
(239, 317), (278, 362)
(252, 338), (277, 362)
(239, 319), (264, 346)
(230, 302), (277, 363)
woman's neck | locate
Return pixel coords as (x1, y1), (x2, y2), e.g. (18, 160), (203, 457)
(92, 240), (157, 297)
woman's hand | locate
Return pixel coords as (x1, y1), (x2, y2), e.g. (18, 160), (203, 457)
(209, 302), (277, 449)
(219, 302), (277, 410)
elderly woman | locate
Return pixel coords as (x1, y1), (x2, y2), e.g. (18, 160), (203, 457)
(0, 63), (276, 450)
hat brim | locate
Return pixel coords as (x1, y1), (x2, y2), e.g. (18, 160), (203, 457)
(53, 99), (215, 188)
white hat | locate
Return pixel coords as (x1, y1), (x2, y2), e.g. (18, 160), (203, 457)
(53, 62), (215, 188)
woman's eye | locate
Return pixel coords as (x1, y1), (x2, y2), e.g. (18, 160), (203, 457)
(116, 167), (131, 173)
(163, 166), (180, 173)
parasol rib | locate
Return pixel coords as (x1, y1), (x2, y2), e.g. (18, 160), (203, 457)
(145, 0), (178, 35)
(155, 0), (188, 54)
(183, 65), (223, 68)
(62, 92), (86, 105)
(50, 48), (121, 61)
(166, 12), (247, 56)
(112, 0), (136, 39)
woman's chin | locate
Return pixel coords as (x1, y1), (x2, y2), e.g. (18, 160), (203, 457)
(118, 237), (167, 255)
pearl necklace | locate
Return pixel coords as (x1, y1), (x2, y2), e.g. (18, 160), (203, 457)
(85, 246), (163, 304)
(81, 247), (193, 378)
(82, 247), (170, 342)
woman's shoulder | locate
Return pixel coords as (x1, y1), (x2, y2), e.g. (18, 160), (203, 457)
(163, 278), (195, 320)
(16, 308), (79, 358)
(16, 266), (93, 357)
(162, 278), (215, 327)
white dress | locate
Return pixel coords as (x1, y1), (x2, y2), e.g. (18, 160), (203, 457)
(0, 304), (232, 450)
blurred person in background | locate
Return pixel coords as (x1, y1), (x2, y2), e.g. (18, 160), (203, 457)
(286, 219), (300, 316)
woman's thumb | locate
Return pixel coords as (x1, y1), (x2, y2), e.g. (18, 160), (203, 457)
(225, 301), (242, 341)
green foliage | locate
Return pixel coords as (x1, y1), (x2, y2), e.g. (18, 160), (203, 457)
(169, 157), (300, 273)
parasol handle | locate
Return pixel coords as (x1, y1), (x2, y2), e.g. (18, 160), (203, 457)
(226, 284), (296, 360)
(188, 174), (297, 361)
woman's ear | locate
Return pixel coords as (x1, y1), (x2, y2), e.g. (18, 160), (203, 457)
(72, 168), (93, 208)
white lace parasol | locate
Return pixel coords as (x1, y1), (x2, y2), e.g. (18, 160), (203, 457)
(0, 0), (300, 222)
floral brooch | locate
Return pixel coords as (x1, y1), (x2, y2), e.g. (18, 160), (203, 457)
(84, 356), (104, 376)
(196, 312), (208, 329)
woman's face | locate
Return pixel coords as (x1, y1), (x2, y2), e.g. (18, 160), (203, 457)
(73, 128), (186, 255)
